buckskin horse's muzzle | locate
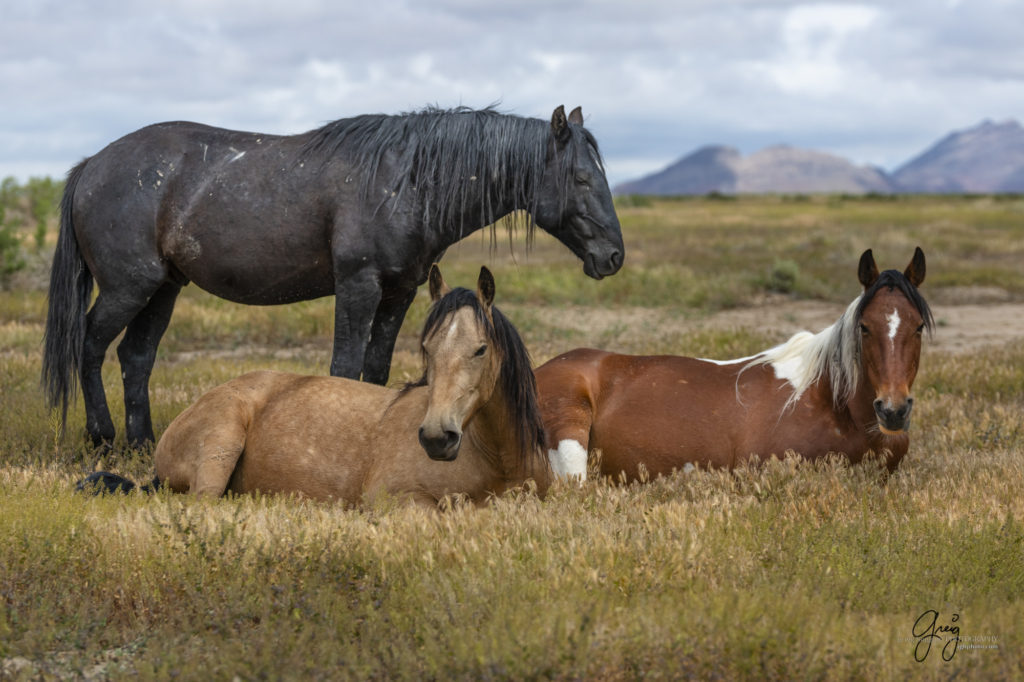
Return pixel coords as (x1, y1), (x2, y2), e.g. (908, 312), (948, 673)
(418, 426), (462, 461)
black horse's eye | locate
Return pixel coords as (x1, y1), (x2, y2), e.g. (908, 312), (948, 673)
(575, 173), (590, 186)
(473, 344), (487, 357)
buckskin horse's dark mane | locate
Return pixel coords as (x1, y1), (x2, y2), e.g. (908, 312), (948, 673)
(402, 287), (546, 473)
(301, 106), (604, 240)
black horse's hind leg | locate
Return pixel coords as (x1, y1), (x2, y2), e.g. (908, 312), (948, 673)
(81, 287), (160, 448)
(362, 286), (418, 385)
(117, 282), (181, 448)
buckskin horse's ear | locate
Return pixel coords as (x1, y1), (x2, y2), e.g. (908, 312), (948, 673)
(858, 249), (879, 289)
(904, 246), (926, 287)
(428, 263), (449, 302)
(551, 105), (571, 145)
(568, 106), (583, 126)
(477, 266), (495, 311)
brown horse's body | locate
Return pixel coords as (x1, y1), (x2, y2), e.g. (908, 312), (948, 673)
(537, 249), (932, 481)
(90, 265), (554, 507)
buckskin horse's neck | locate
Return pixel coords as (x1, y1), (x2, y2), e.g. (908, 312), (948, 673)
(465, 385), (550, 496)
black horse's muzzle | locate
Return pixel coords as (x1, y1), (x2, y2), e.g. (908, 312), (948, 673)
(583, 245), (624, 280)
(418, 426), (462, 461)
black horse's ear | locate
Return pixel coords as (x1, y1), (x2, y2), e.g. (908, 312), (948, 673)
(429, 263), (449, 302)
(858, 249), (879, 289)
(551, 105), (571, 145)
(568, 106), (583, 125)
(477, 266), (495, 310)
(904, 246), (926, 287)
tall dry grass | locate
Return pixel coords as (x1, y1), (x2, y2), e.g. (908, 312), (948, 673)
(2, 195), (1023, 679)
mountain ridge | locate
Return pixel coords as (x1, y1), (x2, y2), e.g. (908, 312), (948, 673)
(615, 119), (1024, 195)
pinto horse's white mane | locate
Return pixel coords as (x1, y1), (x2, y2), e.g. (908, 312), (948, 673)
(743, 295), (863, 411)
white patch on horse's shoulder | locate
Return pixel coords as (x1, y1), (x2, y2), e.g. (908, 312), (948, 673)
(548, 439), (587, 481)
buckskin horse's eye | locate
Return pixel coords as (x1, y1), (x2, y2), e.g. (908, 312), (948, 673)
(474, 344), (487, 357)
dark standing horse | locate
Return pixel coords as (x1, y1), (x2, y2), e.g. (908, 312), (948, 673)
(43, 105), (624, 448)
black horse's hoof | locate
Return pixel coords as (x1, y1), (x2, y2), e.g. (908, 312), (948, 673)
(75, 471), (136, 495)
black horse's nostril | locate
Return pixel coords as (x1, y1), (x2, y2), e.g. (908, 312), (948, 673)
(609, 249), (623, 271)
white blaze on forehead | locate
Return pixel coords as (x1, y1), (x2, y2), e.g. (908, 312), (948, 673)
(548, 439), (587, 482)
(886, 308), (901, 349)
(444, 314), (461, 341)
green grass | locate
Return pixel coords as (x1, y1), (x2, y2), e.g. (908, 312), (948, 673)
(2, 195), (1024, 679)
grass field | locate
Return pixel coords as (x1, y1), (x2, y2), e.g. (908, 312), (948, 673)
(2, 195), (1023, 679)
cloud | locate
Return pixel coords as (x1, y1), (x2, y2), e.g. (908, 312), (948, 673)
(1, 0), (1023, 185)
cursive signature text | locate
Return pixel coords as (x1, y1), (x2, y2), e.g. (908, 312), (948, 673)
(913, 610), (960, 662)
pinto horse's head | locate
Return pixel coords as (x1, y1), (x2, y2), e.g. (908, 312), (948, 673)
(417, 265), (504, 461)
(855, 247), (932, 436)
(533, 105), (624, 280)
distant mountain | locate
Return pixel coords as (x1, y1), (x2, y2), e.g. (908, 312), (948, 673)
(892, 120), (1024, 193)
(615, 144), (894, 195)
(615, 119), (1024, 195)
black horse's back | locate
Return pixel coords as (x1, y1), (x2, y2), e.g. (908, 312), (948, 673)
(76, 471), (161, 495)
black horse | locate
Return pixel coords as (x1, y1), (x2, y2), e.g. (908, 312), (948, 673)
(43, 105), (624, 448)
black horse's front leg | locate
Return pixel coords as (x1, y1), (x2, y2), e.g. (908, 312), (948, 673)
(330, 269), (383, 379)
(362, 286), (418, 385)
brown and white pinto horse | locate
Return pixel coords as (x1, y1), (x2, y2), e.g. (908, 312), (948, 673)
(537, 248), (933, 481)
(79, 265), (552, 507)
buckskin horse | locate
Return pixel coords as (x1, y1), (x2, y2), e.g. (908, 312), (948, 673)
(78, 265), (553, 507)
(44, 105), (623, 448)
(538, 248), (932, 480)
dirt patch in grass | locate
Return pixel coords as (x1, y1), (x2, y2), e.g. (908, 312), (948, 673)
(528, 295), (1024, 357)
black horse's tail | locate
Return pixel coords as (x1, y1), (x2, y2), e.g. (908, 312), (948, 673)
(42, 159), (93, 435)
(76, 471), (162, 496)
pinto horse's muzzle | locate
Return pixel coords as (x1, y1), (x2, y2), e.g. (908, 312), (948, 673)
(418, 426), (462, 461)
(873, 397), (914, 435)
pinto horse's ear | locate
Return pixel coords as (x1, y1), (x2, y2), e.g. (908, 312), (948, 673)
(568, 106), (583, 126)
(904, 246), (926, 287)
(477, 266), (495, 311)
(428, 263), (450, 302)
(858, 249), (879, 289)
(551, 105), (571, 145)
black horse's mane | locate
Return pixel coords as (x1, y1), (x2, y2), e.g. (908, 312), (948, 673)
(856, 269), (935, 334)
(301, 106), (602, 241)
(404, 287), (546, 473)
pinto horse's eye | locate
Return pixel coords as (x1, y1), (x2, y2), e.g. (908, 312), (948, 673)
(915, 324), (925, 335)
(859, 323), (870, 336)
(473, 344), (487, 357)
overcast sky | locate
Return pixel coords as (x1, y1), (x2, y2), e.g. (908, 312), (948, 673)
(2, 0), (1022, 187)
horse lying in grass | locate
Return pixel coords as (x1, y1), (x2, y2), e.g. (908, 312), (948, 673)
(538, 248), (933, 481)
(79, 266), (553, 507)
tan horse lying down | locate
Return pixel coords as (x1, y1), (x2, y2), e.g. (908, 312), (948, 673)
(536, 248), (933, 481)
(79, 266), (553, 507)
